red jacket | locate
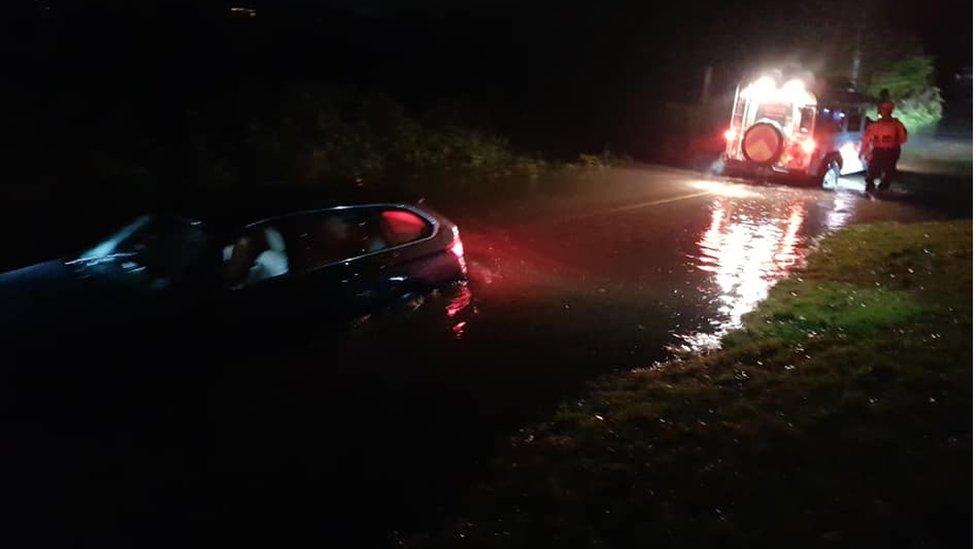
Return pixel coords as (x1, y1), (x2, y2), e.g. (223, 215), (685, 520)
(862, 117), (908, 151)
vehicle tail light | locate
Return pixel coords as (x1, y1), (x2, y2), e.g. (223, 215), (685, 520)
(449, 227), (467, 274)
(450, 239), (464, 258)
(801, 137), (816, 154)
(449, 226), (464, 258)
(723, 128), (736, 142)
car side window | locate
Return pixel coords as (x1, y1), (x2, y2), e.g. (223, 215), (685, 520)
(798, 107), (815, 134)
(222, 222), (291, 289)
(292, 207), (434, 271)
(293, 209), (372, 271)
(816, 107), (844, 132)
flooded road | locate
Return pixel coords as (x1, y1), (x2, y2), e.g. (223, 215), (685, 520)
(455, 173), (947, 357)
(196, 169), (957, 546)
(13, 166), (966, 547)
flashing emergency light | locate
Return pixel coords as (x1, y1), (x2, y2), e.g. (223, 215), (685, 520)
(740, 76), (816, 106)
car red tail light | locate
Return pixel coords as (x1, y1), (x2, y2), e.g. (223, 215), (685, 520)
(449, 238), (464, 258)
(448, 225), (465, 258)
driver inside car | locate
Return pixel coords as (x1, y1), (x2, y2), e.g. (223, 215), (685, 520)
(223, 227), (289, 289)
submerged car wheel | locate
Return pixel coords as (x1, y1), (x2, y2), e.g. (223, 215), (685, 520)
(819, 159), (840, 190)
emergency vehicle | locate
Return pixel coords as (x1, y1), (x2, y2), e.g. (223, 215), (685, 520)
(719, 75), (871, 188)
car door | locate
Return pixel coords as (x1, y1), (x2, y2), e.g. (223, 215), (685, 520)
(286, 208), (375, 321)
(359, 206), (446, 296)
(215, 207), (441, 341)
(216, 218), (324, 342)
(290, 206), (439, 314)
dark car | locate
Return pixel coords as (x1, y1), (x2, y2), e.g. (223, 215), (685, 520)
(0, 198), (467, 355)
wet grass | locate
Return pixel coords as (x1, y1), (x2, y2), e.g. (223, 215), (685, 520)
(408, 220), (972, 548)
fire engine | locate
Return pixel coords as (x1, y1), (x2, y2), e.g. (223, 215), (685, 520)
(719, 75), (871, 188)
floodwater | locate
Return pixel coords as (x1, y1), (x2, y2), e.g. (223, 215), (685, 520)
(226, 171), (950, 545)
(6, 167), (966, 547)
(449, 175), (944, 360)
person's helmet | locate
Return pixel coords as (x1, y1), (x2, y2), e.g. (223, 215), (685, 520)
(878, 101), (895, 117)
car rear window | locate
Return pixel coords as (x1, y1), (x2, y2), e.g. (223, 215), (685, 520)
(379, 209), (432, 246)
(757, 103), (789, 125)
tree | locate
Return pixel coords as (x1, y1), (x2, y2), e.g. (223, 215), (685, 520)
(868, 56), (944, 131)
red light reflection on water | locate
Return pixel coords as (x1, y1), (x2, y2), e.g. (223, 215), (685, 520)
(446, 285), (473, 318)
(675, 197), (807, 351)
(444, 284), (475, 339)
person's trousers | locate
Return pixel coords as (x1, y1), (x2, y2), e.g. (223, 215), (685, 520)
(866, 147), (901, 191)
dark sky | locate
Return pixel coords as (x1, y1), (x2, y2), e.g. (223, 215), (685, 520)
(3, 0), (972, 155)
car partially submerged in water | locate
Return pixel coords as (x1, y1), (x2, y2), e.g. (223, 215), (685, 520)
(718, 75), (872, 189)
(0, 191), (468, 353)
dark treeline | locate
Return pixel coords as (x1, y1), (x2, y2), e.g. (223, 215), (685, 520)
(4, 0), (967, 181)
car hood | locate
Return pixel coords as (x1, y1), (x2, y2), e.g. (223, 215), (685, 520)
(0, 259), (89, 331)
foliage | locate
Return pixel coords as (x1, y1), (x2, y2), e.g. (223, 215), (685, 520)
(409, 221), (973, 548)
(1, 82), (632, 270)
(184, 86), (529, 191)
(892, 87), (945, 133)
(868, 56), (944, 131)
(577, 148), (632, 170)
(179, 85), (638, 205)
(867, 56), (936, 99)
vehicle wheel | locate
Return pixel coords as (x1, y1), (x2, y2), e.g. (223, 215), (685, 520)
(819, 160), (840, 190)
(708, 156), (727, 177)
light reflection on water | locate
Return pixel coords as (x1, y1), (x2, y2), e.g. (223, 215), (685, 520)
(445, 284), (474, 338)
(435, 185), (868, 353)
(825, 190), (857, 231)
(672, 196), (807, 352)
(446, 285), (473, 318)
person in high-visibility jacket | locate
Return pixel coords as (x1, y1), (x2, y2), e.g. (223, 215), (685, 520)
(861, 101), (908, 191)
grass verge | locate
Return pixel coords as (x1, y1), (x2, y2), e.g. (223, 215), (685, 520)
(410, 220), (972, 548)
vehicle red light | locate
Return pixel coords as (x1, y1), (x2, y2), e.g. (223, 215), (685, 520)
(801, 138), (816, 154)
(449, 238), (464, 258)
(723, 128), (736, 142)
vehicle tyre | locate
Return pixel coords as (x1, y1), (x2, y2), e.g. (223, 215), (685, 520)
(818, 159), (840, 190)
(708, 156), (727, 177)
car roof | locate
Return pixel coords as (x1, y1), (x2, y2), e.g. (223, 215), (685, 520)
(169, 184), (426, 230)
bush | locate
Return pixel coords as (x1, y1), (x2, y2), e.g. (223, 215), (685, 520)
(867, 56), (944, 132)
(577, 148), (632, 170)
(196, 87), (536, 193)
(3, 81), (615, 247)
(184, 85), (627, 202)
(890, 87), (944, 134)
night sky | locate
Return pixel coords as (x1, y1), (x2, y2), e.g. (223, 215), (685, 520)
(3, 0), (972, 156)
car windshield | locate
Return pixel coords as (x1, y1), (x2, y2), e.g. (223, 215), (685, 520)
(756, 102), (791, 126)
(73, 215), (212, 288)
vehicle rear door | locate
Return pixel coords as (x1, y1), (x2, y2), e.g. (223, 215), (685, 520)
(364, 206), (455, 294)
(291, 205), (442, 312)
